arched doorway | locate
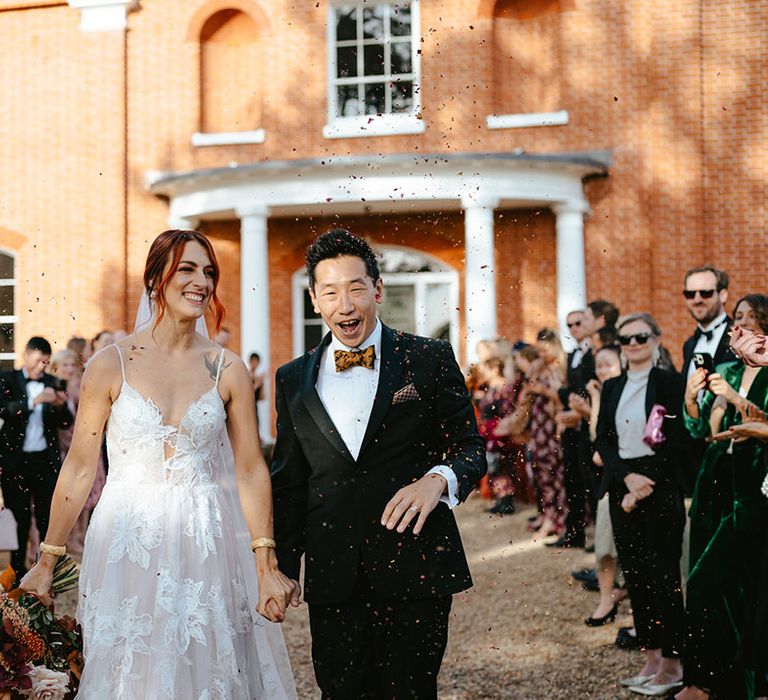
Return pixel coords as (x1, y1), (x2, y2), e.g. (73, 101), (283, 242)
(292, 245), (459, 357)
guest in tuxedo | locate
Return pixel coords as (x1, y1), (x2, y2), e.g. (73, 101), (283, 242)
(0, 337), (72, 576)
(271, 229), (486, 699)
(596, 314), (687, 696)
(682, 266), (734, 378)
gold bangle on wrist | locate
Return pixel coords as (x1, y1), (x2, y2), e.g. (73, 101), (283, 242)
(39, 542), (66, 558)
(250, 537), (276, 552)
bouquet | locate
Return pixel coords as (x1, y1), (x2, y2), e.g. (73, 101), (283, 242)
(0, 557), (83, 699)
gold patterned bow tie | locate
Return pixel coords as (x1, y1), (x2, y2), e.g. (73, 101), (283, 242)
(334, 345), (376, 372)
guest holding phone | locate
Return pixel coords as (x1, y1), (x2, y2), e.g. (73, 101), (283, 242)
(677, 295), (768, 700)
(596, 314), (687, 696)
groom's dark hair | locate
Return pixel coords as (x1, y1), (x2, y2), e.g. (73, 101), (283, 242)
(306, 229), (381, 290)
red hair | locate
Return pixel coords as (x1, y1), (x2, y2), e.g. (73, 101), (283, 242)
(143, 230), (226, 333)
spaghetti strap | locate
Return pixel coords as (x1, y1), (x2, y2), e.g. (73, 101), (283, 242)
(113, 344), (126, 382)
(214, 348), (225, 388)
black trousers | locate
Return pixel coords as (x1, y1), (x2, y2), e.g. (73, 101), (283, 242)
(610, 482), (685, 657)
(1, 451), (58, 576)
(562, 428), (586, 541)
(308, 574), (452, 699)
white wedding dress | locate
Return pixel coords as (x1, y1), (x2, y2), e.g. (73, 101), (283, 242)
(76, 346), (296, 699)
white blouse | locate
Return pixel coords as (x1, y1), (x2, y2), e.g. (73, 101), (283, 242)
(615, 368), (655, 460)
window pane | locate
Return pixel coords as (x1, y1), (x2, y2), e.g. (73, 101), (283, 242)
(0, 286), (13, 316)
(304, 324), (323, 353)
(303, 289), (316, 317)
(363, 43), (385, 76)
(337, 46), (358, 78)
(390, 4), (411, 36)
(337, 84), (362, 116)
(0, 359), (13, 373)
(0, 324), (13, 354)
(0, 254), (13, 280)
(362, 6), (385, 41)
(379, 285), (416, 334)
(390, 42), (411, 74)
(391, 80), (413, 113)
(364, 82), (386, 114)
(336, 6), (357, 41)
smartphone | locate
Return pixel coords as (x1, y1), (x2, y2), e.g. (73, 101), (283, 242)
(53, 378), (68, 392)
(692, 352), (715, 375)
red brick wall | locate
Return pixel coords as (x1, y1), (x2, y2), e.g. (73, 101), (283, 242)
(0, 0), (765, 370)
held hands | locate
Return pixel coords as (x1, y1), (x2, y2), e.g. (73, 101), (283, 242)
(624, 472), (655, 501)
(567, 393), (591, 419)
(254, 549), (301, 623)
(730, 326), (768, 367)
(381, 473), (447, 536)
(621, 493), (638, 513)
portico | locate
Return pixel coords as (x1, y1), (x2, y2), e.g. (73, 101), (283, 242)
(149, 150), (609, 439)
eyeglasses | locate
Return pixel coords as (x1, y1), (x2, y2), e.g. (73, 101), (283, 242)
(567, 321), (582, 328)
(618, 333), (653, 346)
(682, 289), (717, 300)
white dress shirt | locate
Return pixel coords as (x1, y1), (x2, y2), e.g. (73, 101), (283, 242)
(315, 319), (459, 508)
(22, 368), (47, 453)
(570, 340), (590, 369)
(686, 312), (729, 379)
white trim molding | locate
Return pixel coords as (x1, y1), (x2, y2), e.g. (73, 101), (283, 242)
(486, 110), (569, 130)
(191, 130), (266, 147)
(323, 114), (425, 139)
(68, 0), (139, 32)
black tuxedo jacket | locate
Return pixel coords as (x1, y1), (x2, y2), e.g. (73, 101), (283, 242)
(270, 325), (486, 605)
(0, 370), (73, 474)
(681, 316), (736, 377)
(595, 367), (689, 497)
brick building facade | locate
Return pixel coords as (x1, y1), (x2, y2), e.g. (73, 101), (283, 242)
(0, 0), (765, 433)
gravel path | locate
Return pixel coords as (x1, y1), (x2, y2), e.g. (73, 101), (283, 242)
(53, 496), (642, 698)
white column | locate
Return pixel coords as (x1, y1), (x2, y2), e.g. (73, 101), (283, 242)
(68, 0), (139, 32)
(237, 205), (272, 443)
(166, 216), (199, 230)
(462, 195), (499, 365)
(553, 200), (589, 348)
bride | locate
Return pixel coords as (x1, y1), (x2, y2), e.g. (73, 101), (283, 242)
(20, 229), (298, 698)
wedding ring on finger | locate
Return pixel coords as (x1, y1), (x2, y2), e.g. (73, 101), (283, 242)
(409, 506), (419, 513)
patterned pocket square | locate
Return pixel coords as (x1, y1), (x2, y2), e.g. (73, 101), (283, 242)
(392, 383), (420, 404)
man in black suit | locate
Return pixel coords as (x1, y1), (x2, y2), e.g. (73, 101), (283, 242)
(0, 336), (72, 575)
(271, 230), (486, 699)
(680, 265), (734, 492)
(681, 265), (735, 376)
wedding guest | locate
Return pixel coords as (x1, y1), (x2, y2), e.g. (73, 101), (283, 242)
(0, 337), (73, 576)
(677, 294), (768, 700)
(49, 349), (106, 557)
(525, 328), (567, 537)
(91, 329), (114, 355)
(477, 356), (529, 514)
(583, 344), (627, 626)
(596, 313), (687, 695)
(66, 336), (91, 370)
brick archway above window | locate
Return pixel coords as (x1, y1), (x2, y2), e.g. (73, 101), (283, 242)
(185, 0), (269, 41)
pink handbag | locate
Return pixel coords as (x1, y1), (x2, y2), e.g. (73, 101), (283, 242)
(643, 404), (668, 449)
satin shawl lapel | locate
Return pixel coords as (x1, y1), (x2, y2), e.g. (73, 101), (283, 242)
(14, 370), (28, 406)
(358, 324), (404, 458)
(300, 333), (355, 464)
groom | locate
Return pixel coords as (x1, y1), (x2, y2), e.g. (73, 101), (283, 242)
(271, 229), (486, 699)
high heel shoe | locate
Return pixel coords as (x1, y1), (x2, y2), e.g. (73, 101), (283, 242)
(584, 603), (618, 627)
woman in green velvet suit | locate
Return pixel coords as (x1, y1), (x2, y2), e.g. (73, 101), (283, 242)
(678, 295), (768, 700)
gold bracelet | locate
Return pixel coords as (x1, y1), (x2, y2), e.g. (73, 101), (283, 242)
(39, 542), (66, 557)
(250, 537), (276, 552)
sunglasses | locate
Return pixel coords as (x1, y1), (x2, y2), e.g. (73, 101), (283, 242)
(567, 321), (582, 328)
(618, 333), (653, 346)
(682, 289), (717, 300)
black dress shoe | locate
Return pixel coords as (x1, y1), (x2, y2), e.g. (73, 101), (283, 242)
(615, 626), (640, 650)
(487, 496), (515, 515)
(546, 533), (586, 548)
(584, 603), (618, 626)
(571, 568), (596, 582)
